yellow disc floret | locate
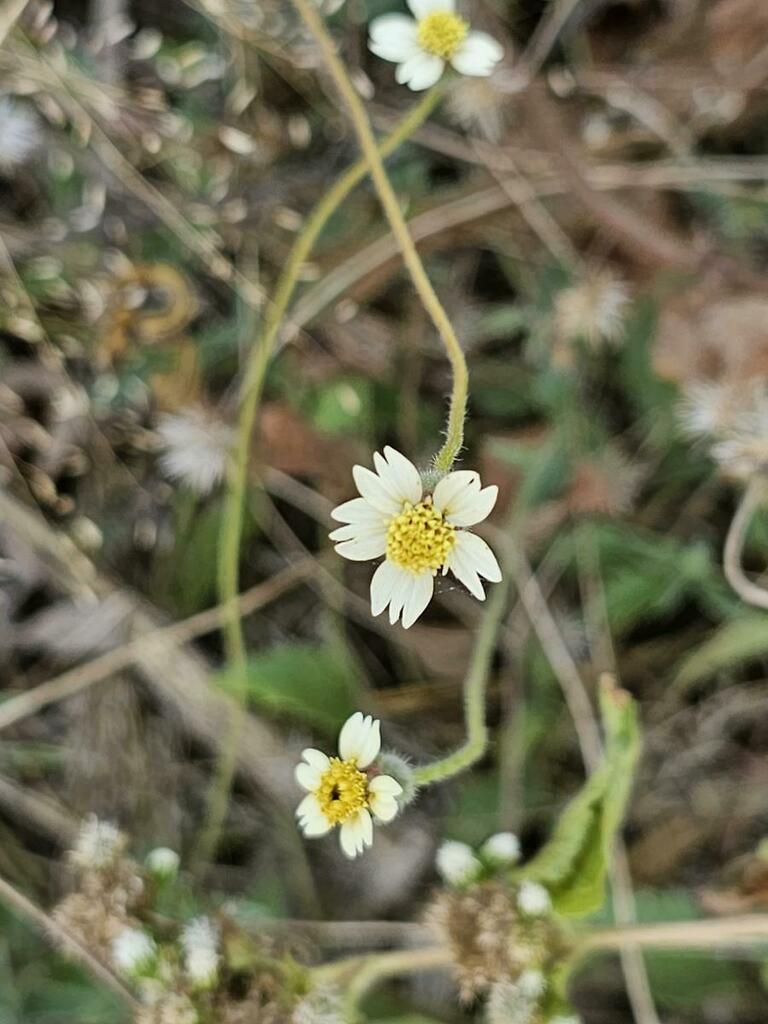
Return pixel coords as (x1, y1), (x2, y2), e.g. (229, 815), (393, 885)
(416, 11), (469, 60)
(316, 758), (369, 825)
(386, 498), (456, 574)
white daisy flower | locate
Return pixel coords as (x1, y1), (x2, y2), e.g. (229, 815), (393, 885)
(517, 880), (552, 916)
(481, 831), (520, 865)
(330, 446), (501, 628)
(368, 0), (503, 92)
(435, 839), (481, 885)
(295, 712), (403, 859)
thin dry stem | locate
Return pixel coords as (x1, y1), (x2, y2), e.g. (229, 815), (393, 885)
(723, 477), (768, 609)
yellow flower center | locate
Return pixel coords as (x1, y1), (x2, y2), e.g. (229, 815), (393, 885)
(416, 11), (469, 60)
(386, 498), (456, 574)
(317, 758), (369, 825)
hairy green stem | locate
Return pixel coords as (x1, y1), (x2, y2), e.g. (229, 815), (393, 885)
(193, 89), (442, 870)
(287, 0), (468, 473)
(413, 581), (509, 786)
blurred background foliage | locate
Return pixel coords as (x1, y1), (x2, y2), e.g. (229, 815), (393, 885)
(2, 0), (768, 1020)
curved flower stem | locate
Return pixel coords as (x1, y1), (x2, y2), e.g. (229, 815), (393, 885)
(287, 0), (468, 475)
(413, 580), (509, 786)
(194, 90), (442, 871)
(723, 476), (768, 609)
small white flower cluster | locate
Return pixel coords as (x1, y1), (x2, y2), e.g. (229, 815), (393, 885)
(181, 916), (220, 990)
(70, 814), (125, 870)
(369, 0), (503, 92)
(111, 926), (157, 977)
(677, 380), (768, 480)
(435, 831), (520, 886)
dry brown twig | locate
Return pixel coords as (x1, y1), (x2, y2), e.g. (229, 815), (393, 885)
(0, 559), (313, 734)
(0, 872), (140, 1010)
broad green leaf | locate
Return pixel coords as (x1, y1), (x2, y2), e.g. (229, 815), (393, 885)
(673, 613), (768, 689)
(215, 642), (360, 736)
(517, 679), (640, 918)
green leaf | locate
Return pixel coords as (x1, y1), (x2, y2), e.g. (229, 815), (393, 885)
(517, 679), (640, 918)
(673, 612), (768, 689)
(215, 642), (361, 736)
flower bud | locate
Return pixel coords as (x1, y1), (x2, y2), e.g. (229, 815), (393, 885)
(145, 846), (180, 880)
(481, 831), (520, 866)
(435, 840), (481, 886)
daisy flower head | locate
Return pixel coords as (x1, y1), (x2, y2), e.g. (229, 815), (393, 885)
(369, 0), (503, 92)
(330, 447), (501, 628)
(295, 713), (403, 859)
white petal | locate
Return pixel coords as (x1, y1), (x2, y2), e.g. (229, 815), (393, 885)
(329, 522), (387, 543)
(372, 450), (420, 507)
(371, 560), (400, 616)
(395, 52), (445, 91)
(301, 815), (333, 837)
(358, 808), (374, 847)
(338, 713), (381, 768)
(369, 792), (399, 823)
(401, 571), (434, 628)
(445, 542), (486, 600)
(339, 821), (360, 859)
(383, 447), (423, 504)
(454, 530), (502, 582)
(301, 749), (330, 773)
(296, 793), (320, 818)
(339, 809), (373, 859)
(407, 0), (454, 16)
(296, 795), (332, 836)
(331, 497), (386, 525)
(352, 465), (403, 515)
(368, 14), (420, 63)
(446, 485), (498, 527)
(432, 470), (479, 513)
(334, 535), (388, 561)
(369, 774), (403, 797)
(388, 570), (414, 625)
(450, 31), (503, 77)
(295, 760), (323, 792)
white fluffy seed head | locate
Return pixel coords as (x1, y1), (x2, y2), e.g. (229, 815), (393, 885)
(70, 814), (125, 870)
(0, 98), (42, 172)
(517, 969), (546, 1000)
(156, 406), (233, 495)
(481, 831), (520, 865)
(181, 916), (220, 989)
(435, 840), (482, 886)
(486, 978), (537, 1024)
(517, 880), (552, 916)
(111, 927), (157, 975)
(554, 271), (629, 348)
